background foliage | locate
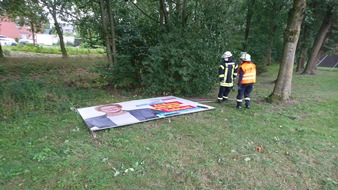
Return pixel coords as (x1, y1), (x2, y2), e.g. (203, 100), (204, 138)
(1, 0), (337, 95)
(71, 0), (288, 95)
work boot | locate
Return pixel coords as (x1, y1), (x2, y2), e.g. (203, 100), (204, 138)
(245, 100), (250, 109)
(236, 101), (242, 109)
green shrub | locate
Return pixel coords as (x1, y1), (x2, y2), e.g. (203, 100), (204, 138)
(93, 36), (217, 96)
(142, 35), (216, 96)
(79, 42), (90, 48)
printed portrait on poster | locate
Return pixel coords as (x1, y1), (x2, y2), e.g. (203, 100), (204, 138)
(77, 96), (214, 131)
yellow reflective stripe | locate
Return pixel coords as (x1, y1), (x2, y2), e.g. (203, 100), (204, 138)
(220, 65), (224, 69)
(230, 67), (234, 81)
(219, 74), (225, 77)
(244, 97), (250, 100)
(237, 99), (243, 102)
(220, 83), (233, 87)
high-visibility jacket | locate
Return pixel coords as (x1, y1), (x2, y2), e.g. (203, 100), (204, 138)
(238, 61), (256, 84)
(219, 60), (238, 87)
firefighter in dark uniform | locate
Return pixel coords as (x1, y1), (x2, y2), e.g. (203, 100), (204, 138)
(236, 53), (256, 109)
(217, 51), (238, 103)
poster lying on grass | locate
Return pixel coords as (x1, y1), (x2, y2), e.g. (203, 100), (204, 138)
(76, 96), (215, 131)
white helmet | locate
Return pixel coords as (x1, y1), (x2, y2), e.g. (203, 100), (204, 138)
(240, 52), (251, 61)
(221, 51), (232, 58)
(244, 54), (251, 61)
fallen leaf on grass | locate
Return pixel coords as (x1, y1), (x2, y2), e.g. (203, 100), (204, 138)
(255, 145), (264, 152)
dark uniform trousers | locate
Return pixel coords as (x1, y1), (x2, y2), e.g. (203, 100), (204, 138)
(236, 83), (253, 108)
(218, 86), (232, 101)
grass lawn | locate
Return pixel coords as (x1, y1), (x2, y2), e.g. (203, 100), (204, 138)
(1, 56), (337, 190)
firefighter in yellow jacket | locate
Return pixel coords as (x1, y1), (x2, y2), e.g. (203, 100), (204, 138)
(217, 51), (238, 103)
(236, 53), (256, 109)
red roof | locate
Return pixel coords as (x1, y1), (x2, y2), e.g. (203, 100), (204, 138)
(0, 18), (32, 39)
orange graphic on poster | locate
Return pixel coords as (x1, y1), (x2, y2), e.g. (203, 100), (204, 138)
(150, 101), (195, 112)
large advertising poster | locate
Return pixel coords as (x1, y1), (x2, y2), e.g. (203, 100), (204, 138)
(77, 96), (215, 131)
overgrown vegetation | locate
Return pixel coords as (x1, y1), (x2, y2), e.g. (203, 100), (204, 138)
(1, 57), (337, 189)
(5, 44), (105, 55)
(141, 34), (216, 96)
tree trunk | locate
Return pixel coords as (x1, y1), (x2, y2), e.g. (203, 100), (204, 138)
(159, 0), (168, 26)
(107, 0), (116, 66)
(302, 5), (334, 75)
(315, 50), (323, 68)
(296, 45), (307, 72)
(181, 0), (188, 26)
(99, 0), (113, 68)
(0, 44), (4, 58)
(264, 1), (285, 66)
(54, 20), (68, 58)
(267, 0), (306, 103)
(159, 0), (164, 26)
(176, 0), (181, 20)
(296, 21), (311, 72)
(51, 11), (68, 59)
(243, 0), (255, 51)
(88, 29), (93, 48)
(30, 21), (36, 45)
(264, 27), (275, 66)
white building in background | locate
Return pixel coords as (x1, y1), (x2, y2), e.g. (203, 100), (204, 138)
(48, 19), (76, 34)
(59, 22), (75, 33)
(36, 34), (75, 46)
(36, 19), (76, 45)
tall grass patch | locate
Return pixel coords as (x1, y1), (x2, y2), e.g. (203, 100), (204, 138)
(7, 45), (105, 55)
(0, 57), (107, 119)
